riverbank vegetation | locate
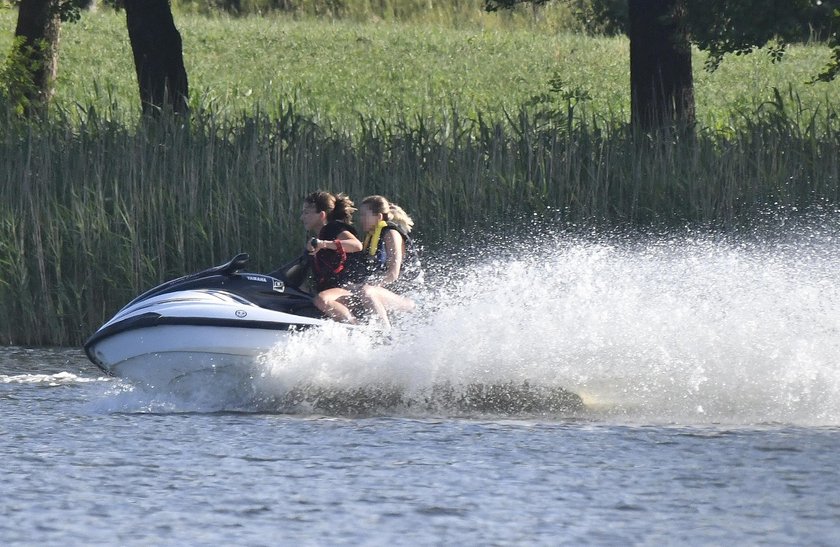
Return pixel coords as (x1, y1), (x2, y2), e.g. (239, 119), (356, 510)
(1, 10), (836, 127)
(1, 8), (839, 345)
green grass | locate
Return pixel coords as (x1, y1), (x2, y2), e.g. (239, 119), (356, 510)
(2, 10), (838, 129)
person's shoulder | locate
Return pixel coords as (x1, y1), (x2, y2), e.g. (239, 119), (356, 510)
(381, 229), (402, 248)
(384, 222), (408, 238)
(338, 221), (359, 237)
(323, 220), (358, 238)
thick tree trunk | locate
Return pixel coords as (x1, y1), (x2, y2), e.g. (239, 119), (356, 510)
(628, 0), (695, 131)
(124, 0), (189, 116)
(12, 0), (61, 114)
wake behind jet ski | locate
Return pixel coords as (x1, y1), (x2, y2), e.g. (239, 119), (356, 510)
(84, 253), (328, 387)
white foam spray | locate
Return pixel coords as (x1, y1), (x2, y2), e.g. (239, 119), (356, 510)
(0, 372), (105, 386)
(256, 221), (840, 425)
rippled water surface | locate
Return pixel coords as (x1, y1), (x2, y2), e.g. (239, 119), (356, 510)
(4, 232), (840, 544)
(3, 350), (840, 545)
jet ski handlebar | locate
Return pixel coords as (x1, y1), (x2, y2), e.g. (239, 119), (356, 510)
(212, 252), (250, 276)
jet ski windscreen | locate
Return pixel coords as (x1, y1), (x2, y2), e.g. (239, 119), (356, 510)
(268, 253), (310, 290)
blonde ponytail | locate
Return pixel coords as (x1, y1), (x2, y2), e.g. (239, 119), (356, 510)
(387, 203), (414, 234)
(362, 195), (414, 234)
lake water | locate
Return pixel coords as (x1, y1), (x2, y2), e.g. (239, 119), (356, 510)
(3, 231), (840, 544)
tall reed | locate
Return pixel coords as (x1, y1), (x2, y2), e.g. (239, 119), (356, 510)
(1, 94), (838, 346)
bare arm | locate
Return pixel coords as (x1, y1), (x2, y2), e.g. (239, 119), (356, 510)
(380, 230), (403, 285)
(310, 230), (363, 253)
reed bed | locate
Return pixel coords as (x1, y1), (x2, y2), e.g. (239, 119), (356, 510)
(1, 91), (839, 346)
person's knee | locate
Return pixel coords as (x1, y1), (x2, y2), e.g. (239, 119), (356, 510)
(313, 294), (328, 311)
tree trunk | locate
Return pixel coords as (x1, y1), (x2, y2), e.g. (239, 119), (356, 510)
(628, 0), (695, 131)
(124, 0), (189, 116)
(12, 0), (61, 114)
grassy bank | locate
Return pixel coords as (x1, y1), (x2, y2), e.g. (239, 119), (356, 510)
(2, 11), (840, 346)
(170, 0), (580, 28)
(1, 10), (838, 129)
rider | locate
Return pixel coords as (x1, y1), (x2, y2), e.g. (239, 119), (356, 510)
(355, 195), (420, 329)
(301, 191), (363, 323)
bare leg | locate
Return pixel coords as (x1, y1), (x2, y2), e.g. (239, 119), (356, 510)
(314, 288), (358, 324)
(360, 285), (416, 329)
(374, 289), (415, 313)
(361, 285), (392, 330)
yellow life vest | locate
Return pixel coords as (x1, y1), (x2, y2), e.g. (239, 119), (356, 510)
(363, 220), (388, 256)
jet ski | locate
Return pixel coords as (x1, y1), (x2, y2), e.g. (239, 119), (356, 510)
(84, 253), (327, 387)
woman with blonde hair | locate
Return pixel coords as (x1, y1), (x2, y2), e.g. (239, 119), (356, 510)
(300, 190), (363, 323)
(355, 195), (421, 329)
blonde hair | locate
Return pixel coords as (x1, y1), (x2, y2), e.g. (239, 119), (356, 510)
(362, 195), (414, 234)
(304, 191), (356, 223)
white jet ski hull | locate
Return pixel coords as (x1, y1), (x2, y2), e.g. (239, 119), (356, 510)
(88, 323), (300, 388)
(85, 255), (328, 388)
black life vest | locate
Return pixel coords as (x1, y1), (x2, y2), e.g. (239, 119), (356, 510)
(362, 222), (423, 285)
(311, 221), (360, 291)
